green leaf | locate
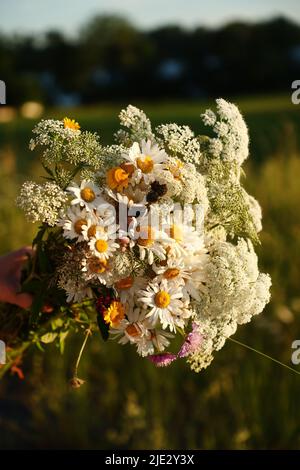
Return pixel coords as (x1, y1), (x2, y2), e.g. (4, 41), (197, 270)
(32, 225), (47, 247)
(51, 318), (64, 330)
(37, 245), (51, 272)
(97, 314), (109, 341)
(40, 332), (58, 344)
(21, 277), (41, 294)
(35, 341), (45, 352)
(59, 331), (69, 354)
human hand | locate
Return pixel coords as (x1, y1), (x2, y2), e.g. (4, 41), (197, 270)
(0, 246), (33, 308)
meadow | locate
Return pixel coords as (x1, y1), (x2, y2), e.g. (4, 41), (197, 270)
(0, 94), (300, 449)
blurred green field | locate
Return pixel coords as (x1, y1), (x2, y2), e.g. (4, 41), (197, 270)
(1, 95), (300, 449)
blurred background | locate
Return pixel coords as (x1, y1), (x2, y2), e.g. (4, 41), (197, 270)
(1, 0), (300, 449)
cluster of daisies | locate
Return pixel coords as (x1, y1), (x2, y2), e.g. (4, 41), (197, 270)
(17, 102), (271, 371)
(57, 136), (208, 360)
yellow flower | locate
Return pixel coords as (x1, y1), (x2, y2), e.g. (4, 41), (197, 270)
(154, 291), (171, 308)
(63, 117), (80, 131)
(107, 167), (130, 191)
(104, 301), (125, 327)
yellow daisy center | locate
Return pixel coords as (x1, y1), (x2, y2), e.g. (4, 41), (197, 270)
(89, 257), (108, 274)
(80, 187), (96, 202)
(137, 226), (155, 247)
(115, 276), (134, 290)
(104, 301), (125, 327)
(170, 224), (183, 242)
(126, 324), (140, 337)
(63, 117), (80, 130)
(74, 219), (87, 234)
(163, 268), (180, 280)
(95, 239), (108, 253)
(154, 290), (171, 308)
(137, 155), (154, 174)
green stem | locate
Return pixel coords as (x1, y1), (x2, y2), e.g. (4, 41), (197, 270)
(73, 327), (91, 378)
(229, 337), (300, 376)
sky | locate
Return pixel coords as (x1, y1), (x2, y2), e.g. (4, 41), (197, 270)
(0, 0), (300, 35)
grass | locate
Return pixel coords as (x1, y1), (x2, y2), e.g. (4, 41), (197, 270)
(0, 94), (300, 449)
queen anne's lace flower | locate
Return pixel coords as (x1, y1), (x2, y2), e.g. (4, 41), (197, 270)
(188, 239), (271, 372)
(156, 123), (202, 165)
(17, 181), (67, 226)
(202, 98), (249, 166)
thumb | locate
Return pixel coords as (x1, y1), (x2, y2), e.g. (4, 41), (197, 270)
(14, 292), (33, 309)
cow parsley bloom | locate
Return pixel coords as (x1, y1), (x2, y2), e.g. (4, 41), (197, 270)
(201, 98), (249, 166)
(17, 181), (67, 226)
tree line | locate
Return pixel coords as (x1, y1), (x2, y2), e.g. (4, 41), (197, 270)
(1, 15), (300, 105)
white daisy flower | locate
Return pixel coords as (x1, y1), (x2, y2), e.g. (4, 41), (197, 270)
(88, 234), (119, 261)
(153, 253), (208, 301)
(58, 206), (93, 242)
(123, 140), (168, 184)
(81, 255), (113, 286)
(128, 216), (172, 264)
(164, 222), (206, 257)
(136, 225), (167, 264)
(81, 212), (118, 242)
(153, 256), (190, 285)
(114, 276), (147, 307)
(63, 280), (93, 303)
(106, 188), (147, 208)
(138, 280), (185, 332)
(105, 189), (147, 241)
(181, 253), (208, 301)
(67, 180), (103, 212)
(110, 308), (173, 357)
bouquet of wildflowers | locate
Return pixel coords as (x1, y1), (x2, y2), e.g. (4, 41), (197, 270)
(0, 100), (271, 382)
